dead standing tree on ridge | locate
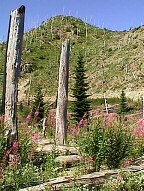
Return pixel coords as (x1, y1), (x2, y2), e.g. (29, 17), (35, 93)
(2, 5), (25, 147)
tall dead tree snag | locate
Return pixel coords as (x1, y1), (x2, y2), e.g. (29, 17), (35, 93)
(104, 93), (108, 114)
(3, 6), (25, 144)
(143, 96), (144, 119)
(55, 39), (70, 145)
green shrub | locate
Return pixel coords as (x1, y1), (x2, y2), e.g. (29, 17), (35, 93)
(95, 34), (102, 39)
(71, 22), (77, 28)
(108, 48), (113, 52)
(80, 117), (132, 171)
(19, 105), (31, 121)
(66, 27), (71, 32)
(73, 28), (78, 35)
(54, 34), (60, 40)
(132, 44), (138, 49)
(103, 124), (131, 169)
(0, 133), (6, 162)
(39, 54), (45, 59)
(102, 170), (144, 191)
(80, 118), (104, 171)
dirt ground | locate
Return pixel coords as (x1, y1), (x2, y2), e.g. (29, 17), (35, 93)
(18, 79), (144, 103)
(90, 89), (144, 101)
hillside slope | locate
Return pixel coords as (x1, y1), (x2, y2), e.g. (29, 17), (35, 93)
(0, 16), (144, 102)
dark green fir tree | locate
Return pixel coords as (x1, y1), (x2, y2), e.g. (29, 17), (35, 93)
(72, 52), (90, 122)
(118, 89), (128, 114)
(32, 85), (45, 122)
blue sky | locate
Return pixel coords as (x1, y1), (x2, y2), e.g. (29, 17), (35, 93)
(0, 0), (144, 41)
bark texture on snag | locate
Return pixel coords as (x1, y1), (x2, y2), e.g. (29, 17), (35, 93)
(55, 39), (70, 145)
(3, 6), (25, 144)
(18, 5), (25, 14)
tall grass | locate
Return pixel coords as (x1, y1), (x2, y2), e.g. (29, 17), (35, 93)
(0, 109), (144, 190)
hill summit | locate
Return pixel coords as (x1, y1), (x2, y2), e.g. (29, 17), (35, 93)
(0, 16), (144, 102)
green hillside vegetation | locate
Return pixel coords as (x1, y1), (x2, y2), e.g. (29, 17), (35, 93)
(0, 16), (144, 103)
(0, 16), (144, 189)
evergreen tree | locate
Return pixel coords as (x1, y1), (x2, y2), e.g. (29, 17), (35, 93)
(72, 53), (90, 122)
(32, 85), (45, 122)
(118, 89), (128, 114)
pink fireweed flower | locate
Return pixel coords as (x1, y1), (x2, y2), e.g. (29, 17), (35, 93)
(33, 133), (41, 142)
(139, 132), (143, 137)
(141, 118), (144, 124)
(132, 129), (136, 137)
(30, 132), (34, 136)
(138, 118), (144, 125)
(125, 160), (130, 166)
(80, 154), (84, 161)
(120, 161), (124, 167)
(33, 133), (38, 142)
(13, 141), (18, 149)
(50, 126), (53, 130)
(6, 149), (11, 156)
(140, 126), (143, 131)
(111, 113), (117, 117)
(86, 156), (93, 165)
(34, 111), (39, 117)
(71, 128), (78, 136)
(1, 168), (4, 174)
(27, 155), (31, 160)
(34, 157), (39, 162)
(78, 119), (83, 127)
(126, 116), (131, 120)
(26, 114), (31, 121)
(116, 176), (123, 184)
(0, 168), (4, 179)
(107, 119), (111, 126)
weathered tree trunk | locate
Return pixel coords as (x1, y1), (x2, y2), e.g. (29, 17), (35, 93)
(43, 117), (47, 137)
(85, 17), (88, 43)
(143, 96), (144, 119)
(104, 93), (108, 114)
(27, 72), (32, 105)
(85, 23), (87, 43)
(3, 5), (25, 145)
(101, 62), (104, 86)
(126, 65), (128, 73)
(51, 17), (54, 40)
(55, 40), (70, 145)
